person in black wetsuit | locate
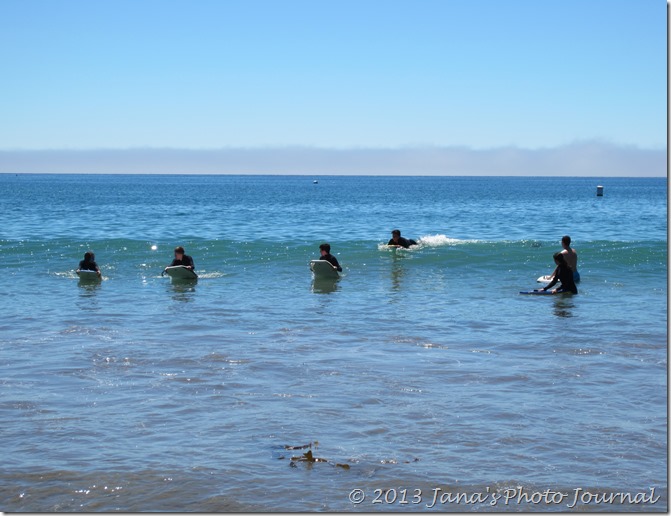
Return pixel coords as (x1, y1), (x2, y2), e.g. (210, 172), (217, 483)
(540, 252), (577, 294)
(388, 229), (418, 248)
(78, 251), (101, 277)
(167, 246), (195, 270)
(318, 243), (342, 272)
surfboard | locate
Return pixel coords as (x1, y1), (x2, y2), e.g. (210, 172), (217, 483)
(520, 290), (554, 295)
(164, 265), (198, 280)
(310, 260), (340, 279)
(77, 270), (101, 282)
(536, 275), (553, 283)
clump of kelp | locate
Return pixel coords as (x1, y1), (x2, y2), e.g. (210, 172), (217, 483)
(277, 442), (351, 469)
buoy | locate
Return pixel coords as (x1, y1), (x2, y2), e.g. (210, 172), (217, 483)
(313, 180), (319, 184)
(596, 185), (604, 196)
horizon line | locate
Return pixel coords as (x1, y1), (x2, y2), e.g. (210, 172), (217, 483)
(0, 143), (665, 177)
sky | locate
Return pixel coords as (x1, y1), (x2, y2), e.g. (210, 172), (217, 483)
(0, 0), (666, 175)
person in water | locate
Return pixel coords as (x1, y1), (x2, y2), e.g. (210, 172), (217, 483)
(167, 246), (195, 270)
(318, 243), (342, 272)
(78, 251), (101, 277)
(540, 252), (578, 294)
(560, 235), (580, 283)
(545, 235), (580, 284)
(388, 229), (418, 248)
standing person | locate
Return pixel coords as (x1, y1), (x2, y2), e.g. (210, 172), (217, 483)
(318, 243), (342, 272)
(560, 235), (580, 283)
(540, 252), (578, 294)
(77, 251), (101, 277)
(166, 246), (195, 271)
(388, 229), (418, 248)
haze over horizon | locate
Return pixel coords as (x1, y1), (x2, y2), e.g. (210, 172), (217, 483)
(0, 0), (665, 176)
(0, 141), (665, 177)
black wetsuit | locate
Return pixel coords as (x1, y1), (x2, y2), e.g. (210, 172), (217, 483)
(78, 259), (99, 272)
(387, 237), (417, 249)
(170, 255), (195, 270)
(320, 253), (342, 272)
(543, 263), (578, 294)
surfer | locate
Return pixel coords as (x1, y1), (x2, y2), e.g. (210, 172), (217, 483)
(77, 251), (101, 277)
(318, 243), (342, 272)
(388, 229), (418, 248)
(539, 252), (578, 294)
(166, 246), (195, 271)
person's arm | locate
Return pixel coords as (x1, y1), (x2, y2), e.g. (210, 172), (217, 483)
(542, 267), (560, 291)
(331, 256), (342, 272)
(186, 256), (194, 270)
(322, 255), (342, 272)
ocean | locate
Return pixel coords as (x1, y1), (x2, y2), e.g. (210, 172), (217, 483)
(0, 174), (666, 512)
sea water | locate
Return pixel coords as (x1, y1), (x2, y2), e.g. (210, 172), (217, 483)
(0, 174), (666, 512)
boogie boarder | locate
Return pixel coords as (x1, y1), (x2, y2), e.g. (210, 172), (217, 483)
(77, 251), (101, 277)
(388, 229), (418, 248)
(538, 252), (578, 294)
(165, 246), (195, 272)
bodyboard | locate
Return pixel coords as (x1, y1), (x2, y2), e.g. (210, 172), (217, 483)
(164, 265), (198, 280)
(77, 270), (101, 282)
(310, 260), (340, 279)
(520, 290), (555, 295)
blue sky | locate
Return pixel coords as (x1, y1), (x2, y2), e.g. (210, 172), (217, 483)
(0, 0), (666, 174)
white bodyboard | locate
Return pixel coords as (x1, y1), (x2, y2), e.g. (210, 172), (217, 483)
(164, 265), (198, 280)
(310, 260), (340, 279)
(77, 270), (101, 282)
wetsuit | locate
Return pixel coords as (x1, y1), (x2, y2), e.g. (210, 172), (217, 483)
(78, 259), (99, 272)
(543, 263), (578, 294)
(320, 253), (342, 272)
(387, 237), (417, 249)
(170, 255), (195, 270)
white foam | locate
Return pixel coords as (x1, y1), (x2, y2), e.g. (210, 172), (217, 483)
(378, 234), (477, 251)
(417, 234), (468, 247)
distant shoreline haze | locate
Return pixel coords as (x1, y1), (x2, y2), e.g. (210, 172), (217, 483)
(0, 142), (664, 177)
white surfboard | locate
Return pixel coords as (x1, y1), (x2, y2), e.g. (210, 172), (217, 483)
(536, 275), (553, 283)
(310, 260), (340, 279)
(164, 265), (198, 280)
(77, 270), (101, 282)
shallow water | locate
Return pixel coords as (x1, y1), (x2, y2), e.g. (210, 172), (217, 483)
(0, 174), (666, 511)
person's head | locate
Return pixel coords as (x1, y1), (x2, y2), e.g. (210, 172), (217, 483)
(174, 246), (185, 258)
(561, 235), (571, 248)
(391, 229), (401, 242)
(319, 243), (331, 256)
(553, 251), (565, 265)
(84, 251), (94, 261)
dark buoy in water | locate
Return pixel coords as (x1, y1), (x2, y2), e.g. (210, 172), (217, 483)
(596, 185), (604, 196)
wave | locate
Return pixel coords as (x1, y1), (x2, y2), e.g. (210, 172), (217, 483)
(376, 234), (476, 251)
(417, 233), (479, 247)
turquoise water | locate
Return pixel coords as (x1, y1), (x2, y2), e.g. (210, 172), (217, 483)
(0, 174), (667, 511)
